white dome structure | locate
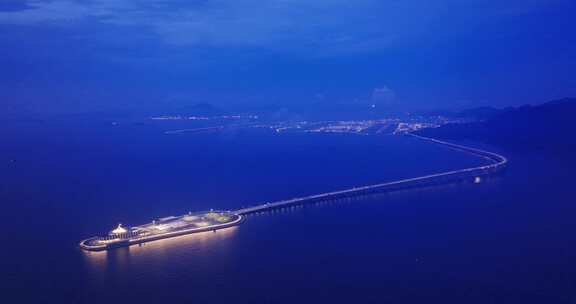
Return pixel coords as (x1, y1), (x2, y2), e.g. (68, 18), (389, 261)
(110, 224), (128, 235)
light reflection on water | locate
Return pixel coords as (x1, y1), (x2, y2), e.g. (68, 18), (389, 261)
(82, 226), (239, 270)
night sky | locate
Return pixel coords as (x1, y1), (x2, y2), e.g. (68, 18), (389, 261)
(1, 0), (575, 115)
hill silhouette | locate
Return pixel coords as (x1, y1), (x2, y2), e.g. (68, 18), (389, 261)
(417, 98), (576, 150)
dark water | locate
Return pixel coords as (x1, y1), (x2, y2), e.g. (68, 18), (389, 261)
(1, 119), (576, 303)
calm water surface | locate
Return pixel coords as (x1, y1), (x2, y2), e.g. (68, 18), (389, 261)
(1, 119), (576, 303)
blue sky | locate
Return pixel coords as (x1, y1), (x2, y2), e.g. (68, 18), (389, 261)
(1, 0), (575, 114)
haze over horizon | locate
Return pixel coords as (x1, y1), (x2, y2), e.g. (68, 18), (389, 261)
(1, 0), (575, 115)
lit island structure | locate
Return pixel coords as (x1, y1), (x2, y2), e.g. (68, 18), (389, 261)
(80, 210), (242, 251)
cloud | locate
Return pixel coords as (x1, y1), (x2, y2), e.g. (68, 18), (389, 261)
(371, 86), (396, 105)
(0, 0), (33, 12)
(0, 0), (431, 52)
(314, 93), (326, 101)
(0, 0), (121, 24)
(0, 0), (566, 52)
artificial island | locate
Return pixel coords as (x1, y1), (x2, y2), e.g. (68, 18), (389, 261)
(80, 211), (242, 251)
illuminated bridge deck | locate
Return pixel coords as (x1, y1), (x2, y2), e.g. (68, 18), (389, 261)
(234, 134), (508, 215)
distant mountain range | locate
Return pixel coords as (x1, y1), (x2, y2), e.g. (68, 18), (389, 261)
(424, 106), (508, 121)
(416, 98), (576, 150)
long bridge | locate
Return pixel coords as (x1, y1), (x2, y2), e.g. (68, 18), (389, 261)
(234, 134), (507, 215)
(80, 133), (508, 251)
